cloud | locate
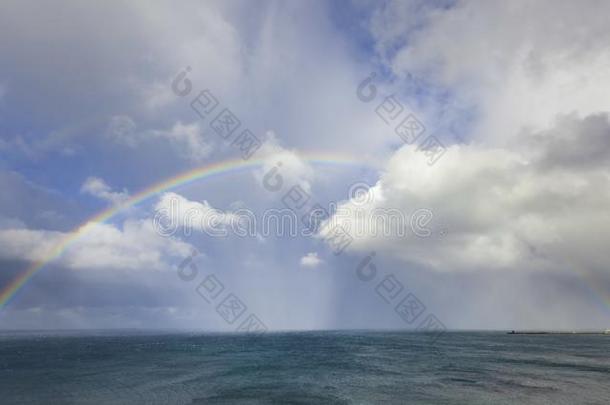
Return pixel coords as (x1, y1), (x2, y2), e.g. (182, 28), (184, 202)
(153, 192), (237, 236)
(80, 177), (129, 205)
(330, 0), (610, 280)
(0, 227), (65, 263)
(106, 118), (213, 164)
(324, 112), (610, 275)
(254, 132), (315, 193)
(66, 220), (191, 271)
(368, 0), (610, 146)
(300, 252), (323, 268)
(0, 0), (389, 168)
(0, 219), (192, 272)
(0, 0), (242, 166)
(150, 122), (213, 163)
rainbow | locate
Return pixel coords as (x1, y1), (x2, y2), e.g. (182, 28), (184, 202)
(0, 153), (369, 309)
(2, 153), (610, 318)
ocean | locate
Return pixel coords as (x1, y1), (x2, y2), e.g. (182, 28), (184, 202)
(0, 331), (608, 404)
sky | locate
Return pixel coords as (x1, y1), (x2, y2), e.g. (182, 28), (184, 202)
(1, 0), (610, 331)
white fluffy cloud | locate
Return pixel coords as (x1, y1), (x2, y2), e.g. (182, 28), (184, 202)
(300, 252), (323, 268)
(0, 219), (192, 271)
(254, 132), (315, 193)
(154, 192), (237, 236)
(81, 177), (129, 205)
(326, 112), (610, 274)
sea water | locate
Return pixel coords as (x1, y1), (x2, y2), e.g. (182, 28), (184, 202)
(0, 330), (608, 404)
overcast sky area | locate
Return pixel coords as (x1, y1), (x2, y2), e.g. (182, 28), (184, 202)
(1, 0), (610, 331)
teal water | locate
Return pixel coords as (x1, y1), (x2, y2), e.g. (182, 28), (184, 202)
(0, 331), (608, 404)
